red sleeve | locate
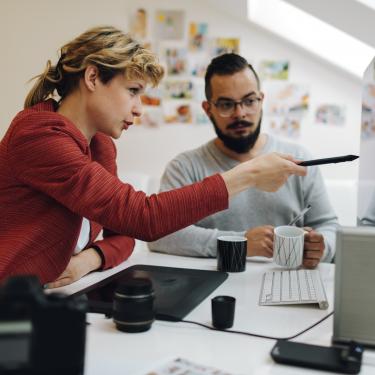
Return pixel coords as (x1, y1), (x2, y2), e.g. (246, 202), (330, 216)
(9, 117), (229, 242)
(93, 231), (135, 270)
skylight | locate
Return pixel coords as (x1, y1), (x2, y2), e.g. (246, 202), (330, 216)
(355, 0), (375, 11)
(247, 0), (375, 77)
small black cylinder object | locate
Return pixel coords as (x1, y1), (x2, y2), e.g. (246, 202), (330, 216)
(211, 295), (236, 329)
(113, 277), (155, 333)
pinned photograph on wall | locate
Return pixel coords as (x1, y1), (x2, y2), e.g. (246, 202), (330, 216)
(268, 112), (303, 139)
(134, 108), (163, 128)
(263, 82), (309, 117)
(163, 47), (188, 76)
(188, 22), (208, 51)
(141, 87), (162, 106)
(155, 10), (185, 40)
(259, 60), (289, 81)
(163, 102), (193, 124)
(361, 84), (375, 140)
(129, 8), (147, 40)
(211, 38), (240, 57)
(164, 80), (193, 100)
(315, 104), (346, 126)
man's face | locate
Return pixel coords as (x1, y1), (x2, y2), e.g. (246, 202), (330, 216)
(203, 68), (264, 153)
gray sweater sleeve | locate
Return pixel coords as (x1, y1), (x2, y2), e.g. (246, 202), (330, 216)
(148, 157), (244, 257)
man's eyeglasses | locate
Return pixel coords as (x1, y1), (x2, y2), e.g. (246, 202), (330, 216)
(211, 96), (262, 117)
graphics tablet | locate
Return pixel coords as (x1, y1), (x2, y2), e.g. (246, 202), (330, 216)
(73, 264), (228, 321)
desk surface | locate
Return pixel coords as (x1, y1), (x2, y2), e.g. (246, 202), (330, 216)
(53, 242), (375, 375)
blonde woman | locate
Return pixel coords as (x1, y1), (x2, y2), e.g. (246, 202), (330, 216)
(0, 26), (306, 287)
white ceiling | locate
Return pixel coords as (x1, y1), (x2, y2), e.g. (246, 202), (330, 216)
(205, 0), (375, 48)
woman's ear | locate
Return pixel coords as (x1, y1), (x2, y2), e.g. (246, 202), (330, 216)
(84, 65), (99, 92)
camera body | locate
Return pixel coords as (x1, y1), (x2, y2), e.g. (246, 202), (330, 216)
(0, 275), (87, 375)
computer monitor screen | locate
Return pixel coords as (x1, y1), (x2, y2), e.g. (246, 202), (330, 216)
(357, 56), (375, 225)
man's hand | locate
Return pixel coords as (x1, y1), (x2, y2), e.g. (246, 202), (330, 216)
(303, 227), (325, 269)
(245, 225), (274, 257)
(47, 248), (102, 289)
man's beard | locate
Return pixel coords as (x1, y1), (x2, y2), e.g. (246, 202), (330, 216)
(211, 115), (262, 154)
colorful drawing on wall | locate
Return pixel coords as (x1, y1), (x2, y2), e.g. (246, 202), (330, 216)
(361, 84), (375, 139)
(163, 47), (187, 76)
(164, 80), (193, 99)
(188, 22), (208, 51)
(141, 87), (162, 106)
(164, 102), (193, 124)
(268, 112), (302, 139)
(315, 104), (345, 126)
(259, 60), (289, 80)
(155, 10), (185, 40)
(134, 108), (163, 127)
(211, 38), (240, 57)
(129, 8), (147, 40)
(264, 83), (309, 117)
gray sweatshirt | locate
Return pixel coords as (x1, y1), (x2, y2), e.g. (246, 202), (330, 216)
(148, 135), (339, 262)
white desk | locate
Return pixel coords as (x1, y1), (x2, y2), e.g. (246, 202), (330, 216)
(54, 242), (375, 375)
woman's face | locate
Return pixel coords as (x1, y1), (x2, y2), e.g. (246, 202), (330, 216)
(87, 73), (146, 139)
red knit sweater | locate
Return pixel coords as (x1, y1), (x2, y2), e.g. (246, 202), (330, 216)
(0, 100), (228, 284)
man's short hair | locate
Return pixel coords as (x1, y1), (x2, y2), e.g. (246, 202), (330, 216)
(204, 53), (260, 100)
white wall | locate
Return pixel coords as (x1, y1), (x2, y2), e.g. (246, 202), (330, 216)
(0, 0), (362, 223)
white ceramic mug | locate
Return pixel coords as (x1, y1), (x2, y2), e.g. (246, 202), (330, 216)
(273, 226), (305, 268)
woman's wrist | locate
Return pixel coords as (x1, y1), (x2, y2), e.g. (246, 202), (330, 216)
(80, 247), (103, 272)
(221, 165), (255, 197)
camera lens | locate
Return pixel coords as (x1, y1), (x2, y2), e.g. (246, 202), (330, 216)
(113, 277), (154, 333)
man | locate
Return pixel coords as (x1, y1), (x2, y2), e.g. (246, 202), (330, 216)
(149, 53), (338, 267)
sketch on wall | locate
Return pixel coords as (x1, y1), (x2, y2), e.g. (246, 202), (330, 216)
(155, 10), (185, 40)
(315, 104), (346, 126)
(259, 60), (289, 81)
(263, 82), (309, 139)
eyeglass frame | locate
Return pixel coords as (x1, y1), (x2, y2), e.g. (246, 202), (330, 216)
(209, 94), (263, 118)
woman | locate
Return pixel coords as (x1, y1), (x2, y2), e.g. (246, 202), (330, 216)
(0, 26), (306, 287)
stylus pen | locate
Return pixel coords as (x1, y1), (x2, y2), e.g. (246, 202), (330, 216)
(288, 204), (312, 226)
(299, 155), (359, 167)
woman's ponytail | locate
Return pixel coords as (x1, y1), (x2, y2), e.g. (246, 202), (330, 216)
(24, 60), (60, 108)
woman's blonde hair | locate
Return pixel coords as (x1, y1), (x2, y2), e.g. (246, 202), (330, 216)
(24, 26), (164, 108)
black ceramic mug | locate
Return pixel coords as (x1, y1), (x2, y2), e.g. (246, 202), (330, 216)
(217, 236), (247, 272)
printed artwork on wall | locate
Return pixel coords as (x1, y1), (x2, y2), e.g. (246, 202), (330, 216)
(259, 60), (289, 81)
(264, 83), (309, 116)
(164, 102), (193, 124)
(155, 10), (185, 40)
(129, 8), (147, 40)
(264, 82), (309, 139)
(141, 87), (162, 106)
(211, 38), (240, 57)
(315, 104), (346, 126)
(164, 80), (194, 100)
(188, 22), (208, 51)
(361, 84), (375, 139)
(163, 47), (188, 76)
(268, 112), (302, 139)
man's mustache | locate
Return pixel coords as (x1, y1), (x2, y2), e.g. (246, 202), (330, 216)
(227, 120), (253, 130)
